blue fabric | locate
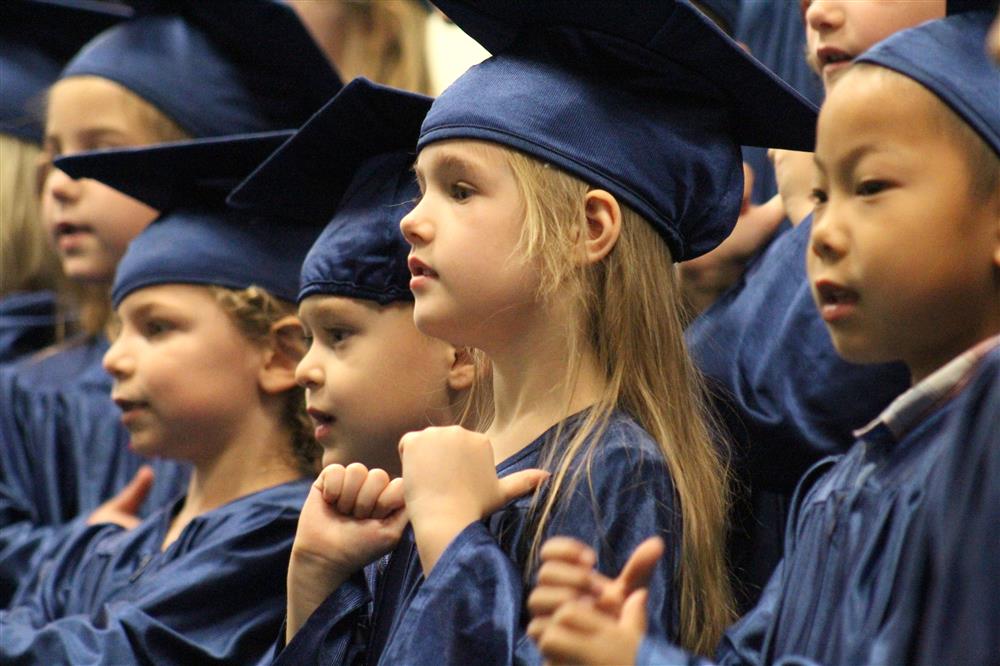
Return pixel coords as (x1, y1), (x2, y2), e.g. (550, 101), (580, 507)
(0, 0), (129, 142)
(635, 346), (1000, 665)
(60, 0), (340, 138)
(275, 412), (682, 664)
(419, 0), (817, 261)
(1, 479), (309, 665)
(856, 11), (999, 158)
(685, 215), (909, 611)
(0, 340), (189, 607)
(0, 291), (60, 366)
(734, 1), (824, 204)
(228, 78), (431, 304)
(52, 132), (322, 307)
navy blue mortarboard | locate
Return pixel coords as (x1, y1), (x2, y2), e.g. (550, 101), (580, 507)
(59, 0), (341, 137)
(53, 132), (324, 306)
(229, 78), (432, 305)
(418, 0), (817, 261)
(946, 0), (1000, 14)
(856, 11), (999, 158)
(1, 0), (130, 142)
(692, 0), (741, 35)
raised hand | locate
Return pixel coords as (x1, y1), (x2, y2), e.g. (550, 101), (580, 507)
(398, 425), (549, 575)
(535, 588), (649, 666)
(286, 463), (408, 641)
(86, 465), (155, 529)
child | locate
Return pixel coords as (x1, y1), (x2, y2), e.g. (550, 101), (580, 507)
(0, 130), (326, 663)
(0, 0), (340, 605)
(227, 77), (478, 653)
(682, 0), (967, 610)
(272, 2), (814, 663)
(530, 10), (1000, 664)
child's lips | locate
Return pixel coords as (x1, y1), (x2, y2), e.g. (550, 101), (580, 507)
(52, 221), (93, 250)
(814, 279), (860, 323)
(407, 255), (439, 290)
(817, 46), (853, 68)
(112, 396), (150, 424)
(307, 406), (335, 439)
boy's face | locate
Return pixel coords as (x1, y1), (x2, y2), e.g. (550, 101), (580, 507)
(296, 295), (460, 476)
(803, 0), (945, 91)
(103, 284), (267, 460)
(807, 68), (1000, 383)
(42, 77), (162, 283)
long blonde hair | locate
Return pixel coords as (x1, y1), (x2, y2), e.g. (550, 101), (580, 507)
(488, 149), (734, 655)
(1, 133), (62, 298)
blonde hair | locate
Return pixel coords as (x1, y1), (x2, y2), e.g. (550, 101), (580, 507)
(42, 76), (190, 337)
(208, 285), (320, 477)
(490, 149), (734, 655)
(1, 133), (63, 298)
(291, 0), (432, 95)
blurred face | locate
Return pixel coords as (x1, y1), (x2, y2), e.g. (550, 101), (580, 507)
(41, 77), (162, 282)
(103, 284), (266, 461)
(807, 68), (1000, 383)
(990, 8), (1000, 63)
(803, 0), (945, 91)
(400, 140), (541, 349)
(295, 295), (458, 476)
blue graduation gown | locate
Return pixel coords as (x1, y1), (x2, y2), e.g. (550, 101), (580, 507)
(276, 411), (682, 665)
(0, 291), (60, 367)
(0, 336), (189, 606)
(734, 2), (823, 205)
(1, 479), (310, 665)
(636, 341), (1000, 665)
(685, 215), (910, 610)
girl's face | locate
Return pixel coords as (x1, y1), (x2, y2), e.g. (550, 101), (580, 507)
(401, 139), (541, 349)
(295, 295), (458, 476)
(803, 0), (945, 91)
(807, 70), (1000, 383)
(103, 284), (267, 462)
(41, 77), (162, 283)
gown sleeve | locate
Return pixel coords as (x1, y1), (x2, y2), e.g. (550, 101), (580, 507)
(0, 491), (301, 665)
(0, 358), (189, 606)
(378, 424), (681, 665)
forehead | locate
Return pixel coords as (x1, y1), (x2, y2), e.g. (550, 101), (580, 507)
(117, 283), (219, 314)
(299, 294), (380, 320)
(46, 76), (149, 137)
(414, 139), (509, 173)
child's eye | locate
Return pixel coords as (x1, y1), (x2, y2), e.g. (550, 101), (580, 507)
(855, 180), (890, 197)
(809, 187), (828, 205)
(449, 183), (474, 202)
(142, 319), (174, 338)
(325, 328), (352, 345)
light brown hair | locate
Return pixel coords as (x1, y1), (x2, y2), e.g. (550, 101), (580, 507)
(208, 285), (320, 477)
(478, 148), (735, 655)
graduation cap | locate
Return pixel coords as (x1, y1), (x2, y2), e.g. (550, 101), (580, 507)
(53, 132), (325, 306)
(691, 0), (741, 35)
(229, 77), (432, 305)
(418, 0), (818, 261)
(856, 11), (999, 158)
(1, 0), (131, 142)
(60, 0), (342, 137)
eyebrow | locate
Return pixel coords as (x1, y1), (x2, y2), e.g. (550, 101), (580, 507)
(45, 127), (133, 146)
(413, 149), (488, 180)
(814, 143), (884, 177)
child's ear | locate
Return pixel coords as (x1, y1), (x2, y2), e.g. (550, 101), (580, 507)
(447, 346), (476, 393)
(581, 189), (622, 265)
(258, 315), (306, 395)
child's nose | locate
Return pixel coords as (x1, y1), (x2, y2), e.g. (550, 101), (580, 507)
(805, 0), (844, 33)
(399, 200), (432, 246)
(102, 339), (135, 379)
(44, 167), (83, 207)
(809, 212), (847, 264)
(294, 351), (325, 390)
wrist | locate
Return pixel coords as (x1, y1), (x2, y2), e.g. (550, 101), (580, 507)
(410, 512), (479, 577)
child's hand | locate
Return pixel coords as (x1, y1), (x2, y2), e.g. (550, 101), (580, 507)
(398, 426), (549, 575)
(286, 463), (407, 641)
(527, 536), (664, 640)
(535, 589), (649, 666)
(86, 465), (155, 529)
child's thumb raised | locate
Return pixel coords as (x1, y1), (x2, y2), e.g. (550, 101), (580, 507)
(115, 465), (156, 514)
(620, 588), (649, 634)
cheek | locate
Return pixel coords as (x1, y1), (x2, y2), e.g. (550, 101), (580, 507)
(92, 187), (158, 251)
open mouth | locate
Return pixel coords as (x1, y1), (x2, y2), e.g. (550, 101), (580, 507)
(407, 256), (438, 279)
(54, 221), (92, 238)
(816, 281), (859, 306)
(307, 407), (335, 426)
(113, 397), (148, 411)
(817, 47), (853, 68)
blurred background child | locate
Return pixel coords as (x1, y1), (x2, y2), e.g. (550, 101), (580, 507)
(529, 9), (1000, 664)
(1, 130), (325, 664)
(0, 0), (340, 607)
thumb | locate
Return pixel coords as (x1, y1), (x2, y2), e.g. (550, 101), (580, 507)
(620, 588), (649, 634)
(112, 465), (155, 515)
(495, 469), (549, 507)
(617, 536), (665, 596)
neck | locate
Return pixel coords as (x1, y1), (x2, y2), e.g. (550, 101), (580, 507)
(483, 300), (606, 464)
(163, 408), (302, 549)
